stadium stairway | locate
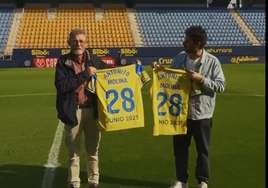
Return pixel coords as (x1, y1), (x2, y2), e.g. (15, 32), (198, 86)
(5, 8), (24, 56)
(230, 9), (261, 46)
(47, 7), (57, 19)
(95, 8), (105, 19)
(126, 8), (143, 47)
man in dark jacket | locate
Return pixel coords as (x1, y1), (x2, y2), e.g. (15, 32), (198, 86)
(54, 29), (111, 188)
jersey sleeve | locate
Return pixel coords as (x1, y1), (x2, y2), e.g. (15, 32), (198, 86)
(86, 74), (97, 93)
(135, 63), (151, 87)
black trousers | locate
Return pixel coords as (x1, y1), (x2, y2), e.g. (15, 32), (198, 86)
(173, 118), (212, 184)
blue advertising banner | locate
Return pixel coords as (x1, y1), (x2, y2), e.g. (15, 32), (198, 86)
(11, 46), (266, 68)
(123, 56), (266, 66)
(0, 60), (20, 68)
(13, 46), (266, 59)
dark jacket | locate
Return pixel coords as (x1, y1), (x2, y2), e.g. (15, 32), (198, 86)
(54, 50), (112, 126)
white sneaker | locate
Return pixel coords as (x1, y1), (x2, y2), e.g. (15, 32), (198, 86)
(198, 182), (208, 188)
(170, 181), (188, 188)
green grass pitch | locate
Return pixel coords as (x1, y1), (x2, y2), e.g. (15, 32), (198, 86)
(0, 64), (265, 188)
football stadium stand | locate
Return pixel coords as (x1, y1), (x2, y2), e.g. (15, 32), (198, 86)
(237, 8), (266, 45)
(0, 6), (15, 51)
(135, 7), (252, 47)
(15, 6), (134, 49)
(0, 4), (265, 56)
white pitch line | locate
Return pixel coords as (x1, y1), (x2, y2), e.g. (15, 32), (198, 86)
(0, 92), (265, 98)
(41, 120), (64, 188)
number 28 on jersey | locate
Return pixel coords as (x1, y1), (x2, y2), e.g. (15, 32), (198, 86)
(87, 63), (150, 131)
(150, 67), (191, 136)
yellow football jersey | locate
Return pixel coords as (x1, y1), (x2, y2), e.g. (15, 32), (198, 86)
(150, 67), (191, 136)
(87, 63), (150, 131)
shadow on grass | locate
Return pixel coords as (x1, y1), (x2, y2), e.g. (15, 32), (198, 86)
(0, 164), (184, 188)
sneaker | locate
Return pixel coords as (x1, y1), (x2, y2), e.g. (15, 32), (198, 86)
(198, 182), (208, 188)
(170, 181), (188, 188)
(89, 183), (99, 188)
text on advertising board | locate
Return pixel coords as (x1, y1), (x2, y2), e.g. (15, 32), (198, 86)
(231, 56), (259, 64)
(120, 48), (138, 56)
(206, 48), (232, 53)
(33, 58), (58, 68)
(31, 49), (49, 57)
(100, 57), (116, 66)
(158, 58), (173, 65)
(61, 49), (71, 55)
(92, 49), (110, 57)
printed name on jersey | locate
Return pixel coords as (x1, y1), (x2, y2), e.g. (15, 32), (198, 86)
(157, 72), (184, 89)
(103, 68), (130, 85)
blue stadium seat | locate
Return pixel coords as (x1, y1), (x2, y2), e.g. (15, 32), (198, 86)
(237, 8), (265, 45)
(0, 6), (14, 50)
(136, 7), (253, 47)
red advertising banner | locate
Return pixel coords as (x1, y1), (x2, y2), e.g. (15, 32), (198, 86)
(33, 57), (116, 68)
(33, 57), (59, 68)
(100, 57), (117, 66)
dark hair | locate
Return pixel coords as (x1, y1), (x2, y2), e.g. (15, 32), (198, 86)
(185, 26), (207, 49)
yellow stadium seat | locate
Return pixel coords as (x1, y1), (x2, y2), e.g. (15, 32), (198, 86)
(16, 6), (134, 48)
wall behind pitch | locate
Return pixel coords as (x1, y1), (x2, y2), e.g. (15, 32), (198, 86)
(123, 55), (266, 65)
(13, 46), (266, 58)
(10, 46), (266, 68)
(0, 60), (20, 68)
